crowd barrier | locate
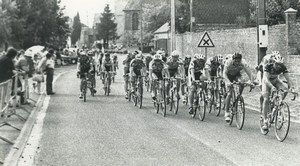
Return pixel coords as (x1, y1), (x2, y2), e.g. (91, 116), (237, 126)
(0, 73), (37, 164)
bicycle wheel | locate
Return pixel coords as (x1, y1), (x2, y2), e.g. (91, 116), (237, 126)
(198, 91), (206, 121)
(275, 102), (290, 142)
(161, 84), (167, 117)
(235, 96), (245, 130)
(169, 90), (174, 112)
(229, 97), (235, 125)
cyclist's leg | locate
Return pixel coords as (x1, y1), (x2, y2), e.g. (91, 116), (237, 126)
(261, 78), (272, 129)
(224, 74), (234, 118)
(188, 85), (196, 113)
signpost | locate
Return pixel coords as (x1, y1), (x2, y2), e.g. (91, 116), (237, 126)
(198, 32), (214, 59)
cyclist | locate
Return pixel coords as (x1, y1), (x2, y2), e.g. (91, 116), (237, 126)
(259, 51), (292, 130)
(87, 51), (97, 93)
(204, 54), (224, 96)
(223, 52), (254, 122)
(130, 53), (146, 94)
(165, 50), (184, 103)
(123, 52), (135, 99)
(181, 54), (192, 104)
(112, 53), (118, 70)
(77, 50), (94, 98)
(101, 53), (115, 93)
(149, 53), (166, 100)
(188, 53), (207, 114)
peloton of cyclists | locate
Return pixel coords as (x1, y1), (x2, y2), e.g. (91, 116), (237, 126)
(123, 51), (137, 99)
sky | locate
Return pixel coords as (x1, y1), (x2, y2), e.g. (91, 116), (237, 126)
(60, 0), (115, 27)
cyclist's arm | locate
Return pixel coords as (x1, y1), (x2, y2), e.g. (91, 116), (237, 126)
(283, 72), (292, 89)
(243, 65), (254, 82)
(222, 65), (230, 84)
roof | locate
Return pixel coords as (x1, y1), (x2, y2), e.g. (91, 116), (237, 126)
(123, 0), (141, 11)
(154, 22), (170, 34)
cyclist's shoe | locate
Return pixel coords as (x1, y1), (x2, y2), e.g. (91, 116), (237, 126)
(262, 119), (269, 130)
(188, 107), (194, 114)
(151, 92), (156, 101)
(166, 96), (170, 105)
(125, 93), (129, 99)
(93, 89), (97, 94)
(79, 93), (83, 99)
(224, 112), (231, 122)
(182, 99), (187, 104)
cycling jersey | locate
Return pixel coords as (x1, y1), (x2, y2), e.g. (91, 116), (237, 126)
(166, 57), (183, 70)
(189, 59), (206, 73)
(130, 59), (145, 76)
(223, 58), (249, 77)
(183, 58), (191, 76)
(102, 58), (113, 71)
(205, 56), (222, 76)
(145, 56), (153, 70)
(264, 63), (288, 79)
(149, 59), (165, 73)
(78, 55), (90, 72)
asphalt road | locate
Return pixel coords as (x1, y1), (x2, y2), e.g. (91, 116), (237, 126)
(32, 55), (300, 166)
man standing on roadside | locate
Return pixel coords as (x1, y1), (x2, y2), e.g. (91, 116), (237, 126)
(38, 49), (55, 95)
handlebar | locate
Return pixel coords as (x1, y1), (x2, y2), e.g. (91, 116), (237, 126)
(274, 89), (299, 101)
(229, 81), (255, 92)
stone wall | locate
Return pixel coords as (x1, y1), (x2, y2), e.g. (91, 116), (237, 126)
(175, 24), (286, 71)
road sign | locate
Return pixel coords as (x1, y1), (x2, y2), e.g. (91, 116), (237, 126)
(198, 32), (215, 47)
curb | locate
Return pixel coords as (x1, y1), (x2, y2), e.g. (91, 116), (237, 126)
(3, 93), (45, 166)
(3, 71), (70, 166)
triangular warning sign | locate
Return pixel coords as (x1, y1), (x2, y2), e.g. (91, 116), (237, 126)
(198, 32), (215, 47)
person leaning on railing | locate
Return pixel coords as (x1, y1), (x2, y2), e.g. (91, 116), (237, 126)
(0, 47), (19, 83)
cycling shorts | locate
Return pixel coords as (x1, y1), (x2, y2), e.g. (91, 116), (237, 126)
(152, 71), (163, 80)
(261, 77), (288, 96)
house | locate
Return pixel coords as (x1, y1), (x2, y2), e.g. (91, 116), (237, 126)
(154, 22), (170, 54)
(77, 24), (95, 49)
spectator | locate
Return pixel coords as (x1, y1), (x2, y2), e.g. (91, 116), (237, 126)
(0, 47), (18, 83)
(38, 49), (55, 95)
(15, 49), (29, 91)
(32, 54), (43, 94)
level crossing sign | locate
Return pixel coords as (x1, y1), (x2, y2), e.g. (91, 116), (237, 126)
(197, 32), (215, 47)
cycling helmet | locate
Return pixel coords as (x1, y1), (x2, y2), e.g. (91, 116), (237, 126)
(156, 50), (164, 55)
(194, 54), (205, 60)
(87, 51), (93, 56)
(272, 51), (284, 63)
(232, 52), (242, 59)
(171, 50), (180, 57)
(217, 54), (223, 63)
(185, 54), (191, 59)
(135, 53), (142, 60)
(79, 49), (86, 55)
(153, 54), (162, 60)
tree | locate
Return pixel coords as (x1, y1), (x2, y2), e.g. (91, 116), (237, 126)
(97, 4), (117, 49)
(175, 0), (190, 33)
(71, 12), (81, 45)
(250, 0), (300, 26)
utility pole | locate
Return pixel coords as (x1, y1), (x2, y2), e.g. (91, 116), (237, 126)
(140, 2), (143, 53)
(171, 0), (176, 52)
(257, 0), (267, 65)
(190, 0), (193, 32)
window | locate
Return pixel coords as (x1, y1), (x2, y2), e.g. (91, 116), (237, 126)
(132, 12), (139, 30)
